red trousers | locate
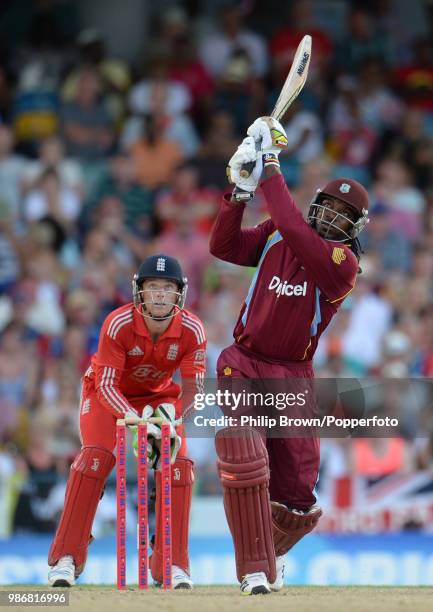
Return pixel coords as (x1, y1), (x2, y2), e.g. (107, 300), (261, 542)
(79, 377), (187, 455)
(217, 343), (320, 510)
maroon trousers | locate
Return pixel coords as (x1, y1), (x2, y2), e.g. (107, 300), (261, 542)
(217, 343), (320, 510)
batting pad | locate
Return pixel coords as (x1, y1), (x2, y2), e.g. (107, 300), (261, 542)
(271, 501), (322, 556)
(215, 427), (276, 584)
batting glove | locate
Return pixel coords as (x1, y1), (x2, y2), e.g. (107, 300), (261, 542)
(247, 117), (288, 166)
(227, 136), (263, 196)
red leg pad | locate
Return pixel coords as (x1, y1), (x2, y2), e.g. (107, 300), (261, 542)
(48, 446), (115, 575)
(271, 502), (322, 555)
(215, 427), (276, 584)
(150, 456), (194, 583)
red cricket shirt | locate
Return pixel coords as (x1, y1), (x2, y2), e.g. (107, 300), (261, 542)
(84, 303), (206, 418)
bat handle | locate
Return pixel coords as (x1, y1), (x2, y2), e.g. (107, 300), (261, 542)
(239, 161), (255, 179)
(239, 138), (262, 178)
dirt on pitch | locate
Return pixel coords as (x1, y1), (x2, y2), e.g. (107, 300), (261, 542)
(2, 586), (433, 612)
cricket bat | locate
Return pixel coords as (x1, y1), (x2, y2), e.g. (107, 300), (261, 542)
(240, 34), (312, 178)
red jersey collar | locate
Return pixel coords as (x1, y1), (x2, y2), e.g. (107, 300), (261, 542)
(133, 306), (183, 339)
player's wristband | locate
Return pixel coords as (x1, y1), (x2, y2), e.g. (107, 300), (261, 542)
(263, 153), (280, 168)
(231, 187), (254, 202)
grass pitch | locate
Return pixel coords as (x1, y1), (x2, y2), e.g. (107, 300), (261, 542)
(2, 586), (433, 612)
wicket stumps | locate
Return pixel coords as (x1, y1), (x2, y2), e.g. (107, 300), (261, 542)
(116, 419), (172, 590)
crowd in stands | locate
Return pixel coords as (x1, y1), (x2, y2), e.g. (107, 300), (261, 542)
(0, 0), (433, 535)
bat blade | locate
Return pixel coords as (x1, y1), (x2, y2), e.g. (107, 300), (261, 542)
(272, 34), (312, 121)
(239, 34), (312, 178)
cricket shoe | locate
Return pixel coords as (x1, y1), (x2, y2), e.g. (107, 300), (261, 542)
(172, 565), (193, 589)
(153, 565), (193, 589)
(240, 572), (271, 595)
(269, 555), (285, 592)
(48, 556), (75, 587)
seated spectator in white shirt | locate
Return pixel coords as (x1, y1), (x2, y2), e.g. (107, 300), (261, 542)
(22, 136), (83, 196)
(199, 4), (268, 78)
(23, 168), (81, 229)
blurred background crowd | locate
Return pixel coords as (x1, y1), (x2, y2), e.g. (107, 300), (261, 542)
(1, 0), (433, 537)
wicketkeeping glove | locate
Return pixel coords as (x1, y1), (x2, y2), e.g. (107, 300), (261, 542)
(152, 403), (182, 468)
(130, 405), (161, 468)
(247, 117), (288, 161)
(227, 136), (263, 196)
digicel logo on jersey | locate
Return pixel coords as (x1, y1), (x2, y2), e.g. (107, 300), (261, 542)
(268, 276), (307, 297)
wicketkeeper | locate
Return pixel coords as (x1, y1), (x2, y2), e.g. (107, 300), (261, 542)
(48, 255), (206, 589)
(210, 117), (369, 594)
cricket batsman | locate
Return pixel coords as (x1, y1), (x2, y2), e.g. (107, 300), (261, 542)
(48, 254), (206, 589)
(209, 117), (369, 594)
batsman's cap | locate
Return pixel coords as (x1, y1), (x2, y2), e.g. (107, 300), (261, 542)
(135, 254), (186, 288)
(320, 178), (369, 216)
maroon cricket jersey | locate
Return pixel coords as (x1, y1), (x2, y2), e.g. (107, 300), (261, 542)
(209, 174), (358, 363)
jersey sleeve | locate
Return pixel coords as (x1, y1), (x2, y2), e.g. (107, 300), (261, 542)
(209, 194), (275, 267)
(261, 173), (358, 302)
(179, 317), (207, 420)
(93, 316), (139, 418)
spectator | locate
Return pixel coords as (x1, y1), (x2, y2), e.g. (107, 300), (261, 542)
(415, 307), (433, 376)
(335, 7), (393, 73)
(61, 324), (91, 377)
(0, 214), (20, 294)
(195, 111), (239, 188)
(393, 37), (433, 113)
(328, 77), (377, 172)
(23, 168), (81, 230)
(155, 208), (211, 310)
(128, 114), (184, 189)
(62, 28), (131, 124)
(199, 4), (268, 79)
(376, 109), (433, 190)
(89, 195), (137, 268)
(291, 156), (332, 210)
(357, 58), (403, 131)
(124, 53), (199, 157)
(61, 69), (114, 161)
(342, 279), (393, 372)
(360, 203), (412, 272)
(22, 249), (65, 336)
(13, 429), (60, 533)
(168, 33), (214, 126)
(83, 154), (154, 236)
(0, 322), (39, 414)
(212, 47), (266, 135)
(64, 289), (100, 355)
(22, 136), (83, 195)
(372, 158), (426, 241)
(0, 65), (13, 121)
(270, 0), (333, 82)
(0, 125), (27, 222)
(35, 360), (81, 457)
(155, 164), (219, 235)
(380, 330), (413, 377)
(282, 101), (324, 163)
